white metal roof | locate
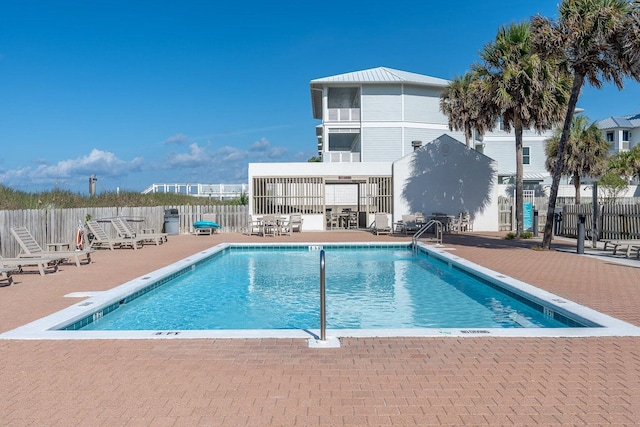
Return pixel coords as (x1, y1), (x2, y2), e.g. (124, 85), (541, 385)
(310, 66), (450, 86)
(596, 115), (640, 129)
(310, 67), (450, 119)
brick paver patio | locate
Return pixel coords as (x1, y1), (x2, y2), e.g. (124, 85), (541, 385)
(1, 231), (639, 425)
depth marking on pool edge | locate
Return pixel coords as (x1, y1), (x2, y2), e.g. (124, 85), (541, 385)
(153, 331), (181, 336)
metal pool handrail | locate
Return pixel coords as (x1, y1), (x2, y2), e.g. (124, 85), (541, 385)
(319, 249), (326, 341)
(412, 220), (443, 253)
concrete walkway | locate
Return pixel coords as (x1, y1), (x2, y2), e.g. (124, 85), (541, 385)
(1, 231), (639, 425)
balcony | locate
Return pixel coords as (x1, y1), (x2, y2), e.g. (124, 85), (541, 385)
(329, 152), (361, 163)
(327, 108), (360, 122)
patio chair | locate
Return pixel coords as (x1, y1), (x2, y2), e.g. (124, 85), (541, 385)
(10, 226), (94, 267)
(289, 213), (303, 232)
(245, 215), (263, 236)
(460, 212), (473, 232)
(400, 214), (418, 235)
(86, 220), (144, 250)
(261, 215), (278, 237)
(449, 214), (462, 234)
(373, 213), (392, 235)
(111, 218), (167, 246)
(0, 255), (62, 276)
(347, 211), (358, 229)
(278, 216), (292, 236)
(327, 212), (339, 230)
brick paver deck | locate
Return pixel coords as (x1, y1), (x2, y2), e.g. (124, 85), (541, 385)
(1, 231), (639, 425)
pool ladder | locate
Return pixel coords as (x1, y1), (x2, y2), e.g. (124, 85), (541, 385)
(411, 220), (443, 254)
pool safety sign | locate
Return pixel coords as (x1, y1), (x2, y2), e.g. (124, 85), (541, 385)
(523, 202), (533, 231)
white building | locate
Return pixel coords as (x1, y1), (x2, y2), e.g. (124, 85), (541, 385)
(248, 66), (557, 231)
(596, 114), (640, 154)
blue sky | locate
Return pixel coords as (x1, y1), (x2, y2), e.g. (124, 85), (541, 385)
(2, 1), (639, 194)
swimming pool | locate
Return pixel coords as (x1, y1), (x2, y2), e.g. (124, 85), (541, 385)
(3, 242), (640, 339)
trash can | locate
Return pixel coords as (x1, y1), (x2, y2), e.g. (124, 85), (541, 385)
(164, 208), (179, 235)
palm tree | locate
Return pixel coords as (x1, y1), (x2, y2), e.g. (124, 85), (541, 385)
(473, 22), (568, 235)
(439, 72), (490, 147)
(608, 145), (640, 182)
(544, 115), (609, 203)
(532, 0), (640, 249)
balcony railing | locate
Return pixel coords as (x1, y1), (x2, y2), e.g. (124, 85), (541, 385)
(329, 152), (361, 163)
(327, 108), (360, 122)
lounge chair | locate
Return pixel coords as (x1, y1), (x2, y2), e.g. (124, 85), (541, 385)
(0, 255), (62, 276)
(10, 226), (94, 267)
(602, 239), (640, 257)
(193, 213), (221, 236)
(373, 213), (392, 235)
(86, 220), (144, 250)
(289, 213), (303, 232)
(111, 218), (167, 246)
(0, 266), (16, 285)
(397, 214), (418, 235)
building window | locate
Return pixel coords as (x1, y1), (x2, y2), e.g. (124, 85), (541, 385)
(623, 130), (631, 141)
(606, 132), (614, 142)
(523, 147), (530, 165)
(498, 117), (504, 131)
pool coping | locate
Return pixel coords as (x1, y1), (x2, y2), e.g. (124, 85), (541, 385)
(2, 241), (640, 340)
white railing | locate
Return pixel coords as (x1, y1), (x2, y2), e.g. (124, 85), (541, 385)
(328, 152), (361, 163)
(141, 183), (248, 199)
(327, 108), (360, 122)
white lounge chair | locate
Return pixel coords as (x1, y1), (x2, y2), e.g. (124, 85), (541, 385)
(0, 255), (62, 276)
(193, 213), (221, 236)
(373, 213), (392, 235)
(0, 266), (16, 285)
(602, 239), (640, 257)
(111, 218), (167, 246)
(86, 220), (144, 250)
(10, 226), (94, 267)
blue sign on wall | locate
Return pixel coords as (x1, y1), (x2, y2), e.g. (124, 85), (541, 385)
(523, 202), (533, 231)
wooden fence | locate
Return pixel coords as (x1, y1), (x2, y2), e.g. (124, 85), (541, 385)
(0, 205), (248, 258)
(561, 204), (640, 240)
(500, 197), (640, 239)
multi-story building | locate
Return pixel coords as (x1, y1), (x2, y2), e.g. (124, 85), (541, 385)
(310, 66), (555, 187)
(596, 114), (640, 154)
(249, 66), (569, 231)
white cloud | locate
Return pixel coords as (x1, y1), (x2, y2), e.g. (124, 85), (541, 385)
(250, 137), (271, 151)
(0, 149), (143, 187)
(165, 133), (189, 145)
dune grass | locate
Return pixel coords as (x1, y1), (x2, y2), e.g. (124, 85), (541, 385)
(0, 185), (246, 210)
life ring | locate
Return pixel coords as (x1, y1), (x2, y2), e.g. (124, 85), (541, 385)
(76, 228), (84, 250)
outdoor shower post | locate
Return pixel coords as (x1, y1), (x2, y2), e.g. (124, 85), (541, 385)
(577, 214), (586, 254)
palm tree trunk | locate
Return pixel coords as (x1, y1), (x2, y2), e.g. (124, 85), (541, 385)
(542, 73), (585, 249)
(515, 124), (524, 235)
(573, 172), (581, 204)
(465, 126), (472, 147)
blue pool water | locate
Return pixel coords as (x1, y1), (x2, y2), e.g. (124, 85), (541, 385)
(80, 246), (570, 331)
